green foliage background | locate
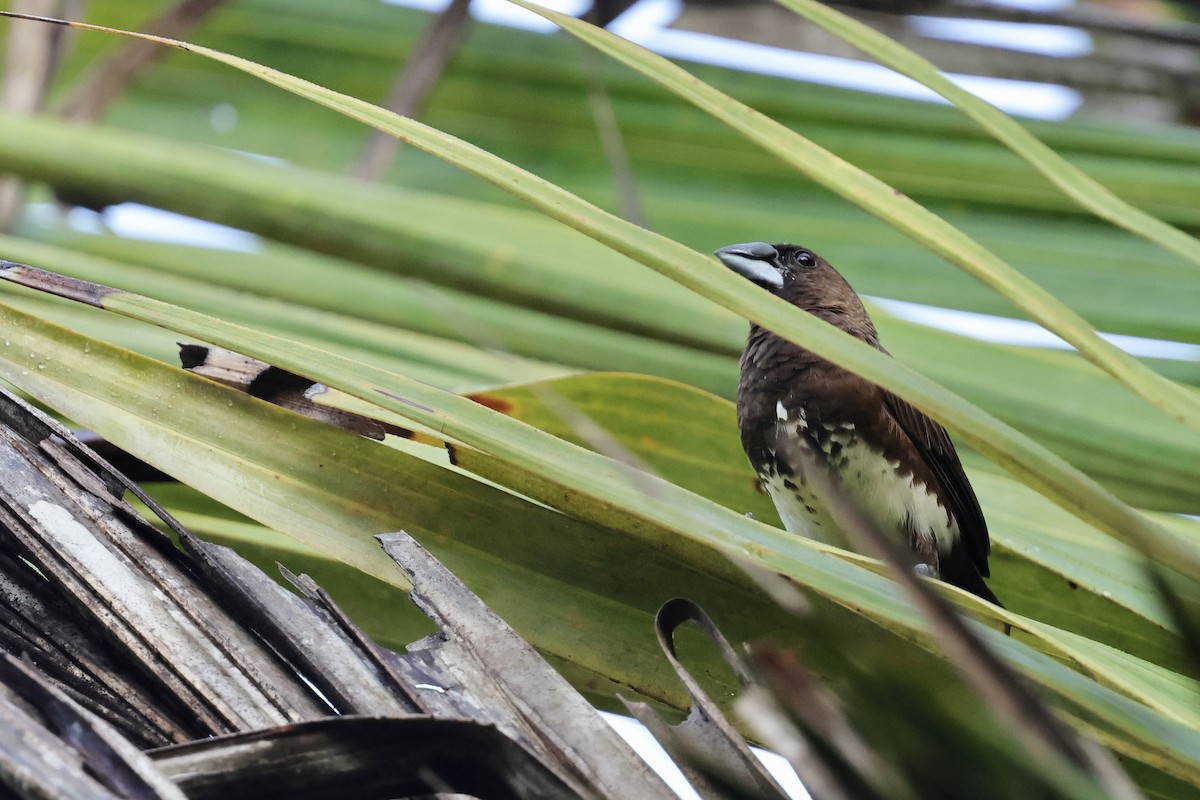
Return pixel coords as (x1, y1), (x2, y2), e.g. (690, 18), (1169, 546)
(0, 0), (1199, 796)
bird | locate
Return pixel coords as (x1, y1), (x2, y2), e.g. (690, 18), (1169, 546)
(714, 241), (999, 604)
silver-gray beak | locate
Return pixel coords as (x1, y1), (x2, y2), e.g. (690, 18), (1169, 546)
(713, 242), (783, 290)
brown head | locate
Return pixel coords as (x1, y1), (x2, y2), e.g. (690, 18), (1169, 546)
(713, 242), (877, 344)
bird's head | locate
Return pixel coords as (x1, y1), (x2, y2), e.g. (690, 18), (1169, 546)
(714, 241), (839, 296)
(714, 241), (876, 337)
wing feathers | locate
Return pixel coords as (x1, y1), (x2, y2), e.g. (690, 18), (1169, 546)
(882, 392), (992, 579)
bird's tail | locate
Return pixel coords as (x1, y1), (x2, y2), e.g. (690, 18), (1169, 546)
(956, 571), (1010, 635)
(968, 574), (1003, 608)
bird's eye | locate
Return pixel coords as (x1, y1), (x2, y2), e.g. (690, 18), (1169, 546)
(794, 250), (817, 268)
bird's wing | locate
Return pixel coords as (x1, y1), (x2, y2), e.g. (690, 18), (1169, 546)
(882, 391), (991, 578)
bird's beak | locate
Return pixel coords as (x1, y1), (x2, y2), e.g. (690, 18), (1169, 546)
(713, 242), (783, 290)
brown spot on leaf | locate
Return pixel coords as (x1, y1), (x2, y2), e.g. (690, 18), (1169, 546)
(0, 261), (118, 307)
(466, 393), (514, 414)
(445, 443), (459, 466)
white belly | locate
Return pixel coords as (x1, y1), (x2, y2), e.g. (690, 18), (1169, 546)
(761, 431), (959, 569)
(759, 470), (846, 549)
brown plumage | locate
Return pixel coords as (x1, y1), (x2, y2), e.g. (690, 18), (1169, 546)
(716, 241), (998, 604)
